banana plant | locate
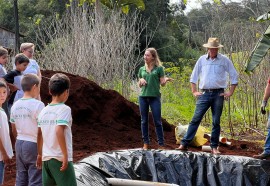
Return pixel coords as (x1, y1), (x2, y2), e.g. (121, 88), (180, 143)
(100, 0), (145, 13)
(245, 11), (270, 72)
(76, 0), (145, 13)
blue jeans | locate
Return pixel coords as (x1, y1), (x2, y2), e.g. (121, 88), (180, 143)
(264, 129), (270, 154)
(263, 116), (270, 154)
(181, 90), (224, 148)
(139, 96), (164, 146)
(16, 140), (42, 186)
(0, 161), (4, 185)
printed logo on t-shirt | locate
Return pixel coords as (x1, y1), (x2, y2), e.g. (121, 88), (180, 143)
(12, 114), (31, 119)
(12, 107), (32, 120)
(38, 111), (58, 126)
(14, 106), (32, 113)
(39, 120), (56, 125)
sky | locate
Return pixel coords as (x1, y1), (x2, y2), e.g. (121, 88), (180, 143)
(170, 0), (242, 13)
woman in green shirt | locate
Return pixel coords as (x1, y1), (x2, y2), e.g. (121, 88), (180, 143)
(138, 48), (172, 150)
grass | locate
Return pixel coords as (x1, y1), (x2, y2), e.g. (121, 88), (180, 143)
(112, 60), (267, 141)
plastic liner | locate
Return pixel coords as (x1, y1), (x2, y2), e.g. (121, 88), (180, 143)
(75, 162), (110, 186)
(106, 178), (180, 186)
(75, 149), (270, 186)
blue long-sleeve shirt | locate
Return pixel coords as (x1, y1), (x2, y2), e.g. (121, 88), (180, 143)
(190, 53), (238, 89)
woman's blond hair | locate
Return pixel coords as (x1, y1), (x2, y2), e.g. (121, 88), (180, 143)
(20, 43), (35, 52)
(145, 48), (161, 67)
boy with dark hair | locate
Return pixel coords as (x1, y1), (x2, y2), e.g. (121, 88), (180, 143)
(3, 53), (29, 107)
(37, 73), (77, 186)
(10, 74), (44, 185)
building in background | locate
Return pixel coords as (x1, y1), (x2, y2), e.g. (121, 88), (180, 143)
(0, 26), (24, 54)
(0, 26), (16, 50)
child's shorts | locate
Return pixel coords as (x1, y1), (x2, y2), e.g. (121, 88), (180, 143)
(0, 161), (4, 184)
(42, 158), (77, 186)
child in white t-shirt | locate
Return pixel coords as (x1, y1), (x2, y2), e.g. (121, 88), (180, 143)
(0, 80), (13, 185)
(10, 74), (44, 185)
(37, 73), (76, 186)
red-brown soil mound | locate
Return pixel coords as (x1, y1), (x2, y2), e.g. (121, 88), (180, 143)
(4, 70), (264, 185)
(40, 70), (175, 153)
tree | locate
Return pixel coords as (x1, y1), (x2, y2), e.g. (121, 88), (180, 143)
(139, 0), (188, 63)
(35, 6), (145, 98)
(14, 0), (19, 52)
(0, 0), (14, 30)
(99, 0), (145, 13)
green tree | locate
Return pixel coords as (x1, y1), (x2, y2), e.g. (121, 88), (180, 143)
(139, 0), (192, 63)
(99, 0), (145, 13)
(0, 0), (14, 30)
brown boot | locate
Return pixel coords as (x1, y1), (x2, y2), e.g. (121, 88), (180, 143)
(143, 144), (148, 150)
(253, 153), (270, 160)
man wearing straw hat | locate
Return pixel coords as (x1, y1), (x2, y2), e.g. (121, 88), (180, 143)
(176, 37), (238, 155)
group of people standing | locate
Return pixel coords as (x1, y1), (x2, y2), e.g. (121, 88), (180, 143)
(0, 44), (76, 185)
(138, 37), (270, 158)
(1, 36), (270, 185)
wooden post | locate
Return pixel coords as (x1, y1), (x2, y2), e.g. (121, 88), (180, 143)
(14, 0), (20, 53)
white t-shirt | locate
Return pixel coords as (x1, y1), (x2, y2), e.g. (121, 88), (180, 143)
(10, 98), (45, 143)
(0, 108), (13, 161)
(38, 103), (73, 162)
(0, 64), (7, 78)
(23, 59), (40, 75)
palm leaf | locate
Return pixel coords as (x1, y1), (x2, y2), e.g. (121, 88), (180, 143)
(245, 25), (270, 72)
(257, 11), (270, 22)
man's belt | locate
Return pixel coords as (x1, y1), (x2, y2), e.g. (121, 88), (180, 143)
(201, 88), (224, 92)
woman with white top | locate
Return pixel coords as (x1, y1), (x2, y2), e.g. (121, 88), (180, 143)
(20, 43), (42, 100)
(20, 43), (41, 79)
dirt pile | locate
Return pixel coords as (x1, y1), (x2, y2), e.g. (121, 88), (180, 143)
(41, 70), (174, 154)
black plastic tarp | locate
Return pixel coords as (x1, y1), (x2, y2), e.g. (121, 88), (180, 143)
(75, 149), (270, 186)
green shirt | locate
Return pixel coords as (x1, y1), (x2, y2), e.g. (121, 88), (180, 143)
(138, 65), (165, 97)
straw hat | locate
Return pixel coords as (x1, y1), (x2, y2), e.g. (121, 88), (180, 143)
(202, 38), (223, 48)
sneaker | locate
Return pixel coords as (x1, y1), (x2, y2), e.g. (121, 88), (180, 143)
(175, 144), (188, 151)
(253, 153), (270, 160)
